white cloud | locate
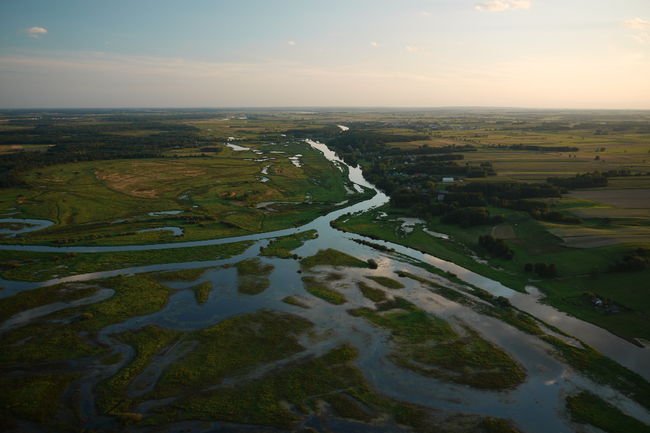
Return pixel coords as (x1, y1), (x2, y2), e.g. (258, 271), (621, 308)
(421, 12), (430, 16)
(631, 33), (650, 44)
(510, 0), (530, 10)
(476, 1), (530, 12)
(288, 41), (295, 45)
(622, 18), (650, 29)
(371, 42), (378, 46)
(19, 27), (48, 39)
(476, 1), (509, 12)
(406, 46), (419, 52)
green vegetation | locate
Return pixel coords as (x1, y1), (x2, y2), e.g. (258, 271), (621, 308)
(357, 281), (387, 302)
(365, 275), (405, 289)
(566, 391), (650, 433)
(146, 344), (369, 429)
(0, 275), (176, 366)
(0, 240), (253, 282)
(97, 326), (184, 414)
(73, 275), (173, 331)
(300, 248), (370, 269)
(155, 267), (207, 282)
(542, 336), (650, 411)
(2, 109), (650, 431)
(236, 257), (274, 295)
(282, 296), (309, 308)
(150, 311), (312, 400)
(0, 281), (99, 324)
(192, 281), (212, 304)
(351, 298), (525, 389)
(0, 322), (105, 366)
(301, 276), (347, 305)
(259, 229), (318, 258)
(0, 374), (79, 426)
(0, 121), (361, 246)
(323, 393), (374, 422)
(339, 205), (650, 346)
(481, 418), (522, 433)
(101, 352), (124, 365)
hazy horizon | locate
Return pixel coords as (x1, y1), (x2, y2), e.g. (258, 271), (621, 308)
(2, 0), (649, 110)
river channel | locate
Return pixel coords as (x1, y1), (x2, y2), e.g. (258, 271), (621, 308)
(1, 138), (649, 432)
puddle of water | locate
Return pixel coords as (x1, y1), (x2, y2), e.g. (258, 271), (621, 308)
(226, 143), (249, 151)
(148, 211), (182, 217)
(139, 227), (184, 236)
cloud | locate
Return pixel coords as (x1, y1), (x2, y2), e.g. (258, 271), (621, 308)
(371, 42), (378, 46)
(510, 0), (530, 10)
(406, 46), (419, 52)
(288, 41), (295, 45)
(622, 18), (650, 29)
(19, 27), (48, 38)
(631, 33), (650, 44)
(421, 12), (430, 16)
(476, 1), (509, 12)
(475, 1), (530, 12)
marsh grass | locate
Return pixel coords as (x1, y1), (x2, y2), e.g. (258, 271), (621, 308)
(542, 336), (650, 411)
(260, 230), (318, 259)
(156, 268), (207, 282)
(0, 282), (98, 324)
(301, 276), (346, 305)
(150, 311), (313, 400)
(1, 240), (253, 282)
(0, 374), (79, 425)
(282, 296), (309, 308)
(192, 282), (212, 304)
(97, 326), (184, 414)
(356, 281), (387, 302)
(72, 275), (173, 331)
(236, 258), (274, 295)
(323, 393), (374, 422)
(300, 248), (370, 269)
(480, 418), (523, 433)
(351, 299), (524, 390)
(566, 391), (650, 433)
(365, 275), (405, 289)
(147, 344), (365, 429)
(0, 322), (105, 366)
(236, 258), (274, 276)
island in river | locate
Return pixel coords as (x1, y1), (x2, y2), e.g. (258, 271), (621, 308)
(1, 108), (649, 433)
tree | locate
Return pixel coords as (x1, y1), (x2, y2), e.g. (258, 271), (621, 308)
(590, 266), (600, 278)
(524, 262), (534, 272)
(547, 263), (558, 278)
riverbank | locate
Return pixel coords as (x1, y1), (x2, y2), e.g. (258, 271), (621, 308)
(334, 203), (650, 348)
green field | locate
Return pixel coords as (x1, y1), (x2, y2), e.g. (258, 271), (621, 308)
(0, 140), (368, 246)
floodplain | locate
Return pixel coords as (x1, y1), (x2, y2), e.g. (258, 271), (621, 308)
(0, 108), (649, 433)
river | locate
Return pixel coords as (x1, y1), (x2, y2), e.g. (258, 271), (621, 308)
(1, 138), (649, 432)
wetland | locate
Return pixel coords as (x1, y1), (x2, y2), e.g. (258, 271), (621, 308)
(1, 108), (649, 433)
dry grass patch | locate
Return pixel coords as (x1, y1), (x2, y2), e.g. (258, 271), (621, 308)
(492, 225), (516, 239)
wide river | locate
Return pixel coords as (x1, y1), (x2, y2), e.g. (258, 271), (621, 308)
(1, 138), (649, 432)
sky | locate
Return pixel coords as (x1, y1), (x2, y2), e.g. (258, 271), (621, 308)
(1, 0), (650, 109)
